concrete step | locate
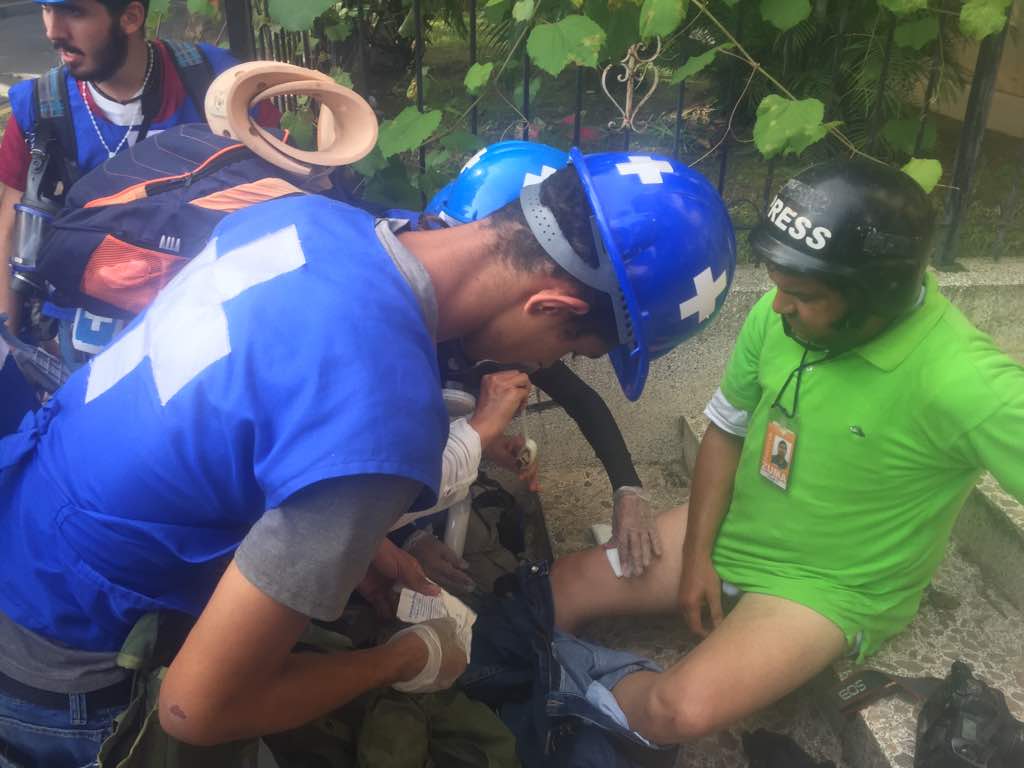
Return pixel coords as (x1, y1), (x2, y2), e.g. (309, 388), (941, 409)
(953, 474), (1024, 613)
(826, 541), (1024, 768)
(534, 460), (1024, 768)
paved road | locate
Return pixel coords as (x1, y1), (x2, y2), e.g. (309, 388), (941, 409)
(0, 10), (55, 91)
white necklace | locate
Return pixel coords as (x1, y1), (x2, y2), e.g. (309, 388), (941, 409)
(82, 42), (155, 159)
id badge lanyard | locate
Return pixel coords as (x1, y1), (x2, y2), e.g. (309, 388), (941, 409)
(760, 348), (831, 491)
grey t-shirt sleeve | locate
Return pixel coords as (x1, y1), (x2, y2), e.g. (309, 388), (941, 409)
(235, 474), (422, 620)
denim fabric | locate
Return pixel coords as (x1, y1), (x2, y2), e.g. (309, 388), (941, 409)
(0, 688), (122, 768)
(462, 562), (679, 768)
(550, 631), (659, 739)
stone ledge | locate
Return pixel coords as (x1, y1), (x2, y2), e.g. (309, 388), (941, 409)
(954, 474), (1024, 612)
(828, 544), (1024, 768)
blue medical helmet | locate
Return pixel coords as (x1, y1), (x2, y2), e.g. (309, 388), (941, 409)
(520, 149), (736, 401)
(425, 140), (569, 223)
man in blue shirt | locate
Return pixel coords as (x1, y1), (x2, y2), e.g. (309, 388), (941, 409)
(0, 151), (734, 763)
(0, 0), (277, 343)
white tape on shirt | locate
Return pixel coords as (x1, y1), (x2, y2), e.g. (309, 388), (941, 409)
(389, 417), (481, 531)
(704, 387), (750, 437)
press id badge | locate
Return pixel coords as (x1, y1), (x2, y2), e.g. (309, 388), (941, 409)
(71, 309), (124, 355)
(760, 419), (796, 490)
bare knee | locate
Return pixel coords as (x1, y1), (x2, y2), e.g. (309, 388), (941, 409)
(550, 551), (592, 633)
(642, 679), (720, 744)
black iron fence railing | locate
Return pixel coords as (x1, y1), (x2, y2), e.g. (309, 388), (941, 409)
(221, 0), (1021, 265)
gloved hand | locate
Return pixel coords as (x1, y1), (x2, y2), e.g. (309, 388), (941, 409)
(403, 530), (477, 595)
(388, 617), (469, 694)
(610, 486), (663, 578)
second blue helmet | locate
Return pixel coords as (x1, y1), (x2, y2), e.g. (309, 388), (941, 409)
(425, 141), (569, 223)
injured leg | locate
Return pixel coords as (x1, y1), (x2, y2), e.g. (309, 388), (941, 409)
(609, 593), (846, 745)
(550, 503), (689, 633)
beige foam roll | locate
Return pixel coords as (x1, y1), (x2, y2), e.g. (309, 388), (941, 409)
(204, 61), (378, 177)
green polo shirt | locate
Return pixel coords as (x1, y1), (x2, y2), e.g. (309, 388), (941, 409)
(712, 273), (1024, 660)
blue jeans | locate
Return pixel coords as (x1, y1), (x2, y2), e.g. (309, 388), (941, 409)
(0, 689), (122, 768)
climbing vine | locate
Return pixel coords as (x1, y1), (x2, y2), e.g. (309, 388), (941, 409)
(189, 0), (1015, 198)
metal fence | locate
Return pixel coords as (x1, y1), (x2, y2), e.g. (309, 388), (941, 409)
(221, 0), (1021, 266)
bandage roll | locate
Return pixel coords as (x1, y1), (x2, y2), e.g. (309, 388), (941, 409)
(390, 623), (443, 693)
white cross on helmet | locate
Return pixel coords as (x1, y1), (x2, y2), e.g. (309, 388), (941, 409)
(615, 156), (674, 185)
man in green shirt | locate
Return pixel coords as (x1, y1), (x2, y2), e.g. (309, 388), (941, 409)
(550, 160), (1024, 745)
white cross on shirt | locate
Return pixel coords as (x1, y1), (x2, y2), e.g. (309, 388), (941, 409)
(678, 267), (728, 323)
(83, 312), (114, 333)
(86, 225), (306, 406)
(615, 156), (674, 185)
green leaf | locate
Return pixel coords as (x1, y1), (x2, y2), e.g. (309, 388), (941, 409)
(902, 158), (942, 193)
(426, 149), (452, 170)
(669, 43), (734, 84)
(590, 0), (640, 61)
(527, 15), (606, 76)
(464, 62), (494, 95)
(877, 0), (928, 14)
(753, 95), (837, 159)
(187, 0), (218, 18)
(149, 0), (170, 16)
(406, 66), (430, 102)
(513, 76), (543, 106)
(329, 66), (353, 89)
(512, 0), (535, 22)
(377, 107), (443, 159)
(760, 0), (811, 31)
(363, 160), (422, 210)
(882, 117), (935, 155)
(440, 130), (486, 155)
(483, 0), (511, 25)
(959, 0), (1011, 40)
(893, 15), (939, 49)
(281, 110), (315, 151)
(325, 20), (353, 42)
(639, 0), (688, 39)
(268, 0), (335, 32)
(352, 147), (387, 177)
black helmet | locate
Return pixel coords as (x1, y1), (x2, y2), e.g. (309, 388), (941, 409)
(750, 160), (935, 322)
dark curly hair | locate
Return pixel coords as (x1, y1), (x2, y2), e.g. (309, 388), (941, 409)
(483, 166), (619, 348)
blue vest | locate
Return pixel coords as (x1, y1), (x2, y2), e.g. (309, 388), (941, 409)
(7, 42), (237, 179)
(0, 196), (448, 652)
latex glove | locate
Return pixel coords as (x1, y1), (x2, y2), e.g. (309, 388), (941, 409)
(403, 530), (477, 595)
(677, 549), (723, 638)
(357, 538), (439, 618)
(610, 486), (663, 578)
(469, 371), (532, 449)
(483, 433), (541, 492)
(388, 617), (469, 693)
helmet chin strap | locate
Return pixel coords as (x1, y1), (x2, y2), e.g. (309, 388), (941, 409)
(780, 314), (863, 357)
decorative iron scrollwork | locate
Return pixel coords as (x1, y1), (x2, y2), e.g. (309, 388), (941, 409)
(601, 37), (661, 133)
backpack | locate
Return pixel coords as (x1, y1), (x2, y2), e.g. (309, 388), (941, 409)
(30, 40), (214, 202)
(37, 123), (311, 319)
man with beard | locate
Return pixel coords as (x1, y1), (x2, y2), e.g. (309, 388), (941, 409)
(550, 160), (1024, 745)
(0, 0), (275, 340)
